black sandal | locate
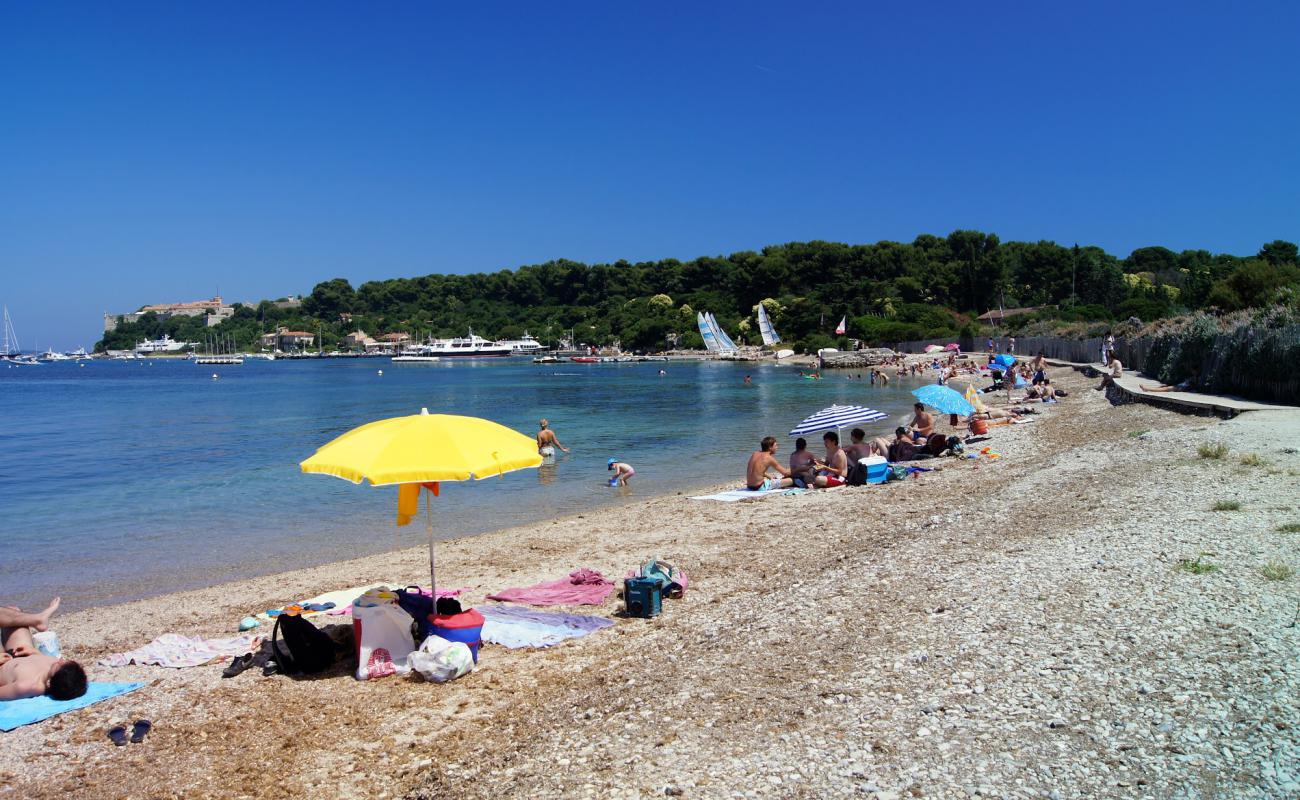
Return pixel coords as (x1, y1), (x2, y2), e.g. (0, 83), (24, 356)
(130, 719), (152, 744)
(108, 725), (127, 746)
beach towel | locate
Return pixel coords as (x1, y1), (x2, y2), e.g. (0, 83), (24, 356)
(487, 569), (615, 606)
(0, 682), (144, 732)
(690, 487), (808, 502)
(99, 633), (262, 669)
(478, 606), (615, 648)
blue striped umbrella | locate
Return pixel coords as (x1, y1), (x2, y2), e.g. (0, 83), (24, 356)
(789, 404), (889, 436)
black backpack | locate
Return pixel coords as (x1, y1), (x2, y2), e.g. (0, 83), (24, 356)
(271, 613), (336, 675)
(846, 460), (868, 487)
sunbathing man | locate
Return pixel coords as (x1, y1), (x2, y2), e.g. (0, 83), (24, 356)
(1141, 369), (1197, 393)
(0, 598), (87, 701)
(536, 419), (570, 456)
(812, 432), (849, 487)
(788, 437), (817, 488)
(747, 436), (794, 491)
(909, 403), (934, 440)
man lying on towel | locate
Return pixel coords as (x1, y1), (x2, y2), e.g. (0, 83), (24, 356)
(0, 598), (87, 701)
(746, 436), (794, 491)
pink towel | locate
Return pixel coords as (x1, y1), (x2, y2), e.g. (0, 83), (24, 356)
(488, 569), (615, 606)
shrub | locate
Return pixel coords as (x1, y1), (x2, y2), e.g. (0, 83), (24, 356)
(1198, 443), (1228, 459)
(1260, 561), (1294, 581)
(1177, 556), (1217, 575)
(1212, 500), (1242, 511)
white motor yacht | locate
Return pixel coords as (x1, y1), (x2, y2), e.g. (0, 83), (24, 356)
(423, 330), (512, 358)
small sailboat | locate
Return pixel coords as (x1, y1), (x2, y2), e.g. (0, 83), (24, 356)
(757, 304), (781, 346)
(2, 307), (40, 365)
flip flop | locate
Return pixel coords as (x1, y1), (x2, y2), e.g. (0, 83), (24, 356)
(108, 725), (127, 746)
(221, 653), (254, 679)
(130, 719), (152, 744)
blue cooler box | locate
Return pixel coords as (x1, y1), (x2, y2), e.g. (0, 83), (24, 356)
(859, 455), (889, 484)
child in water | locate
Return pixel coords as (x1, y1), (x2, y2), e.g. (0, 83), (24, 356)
(608, 458), (634, 487)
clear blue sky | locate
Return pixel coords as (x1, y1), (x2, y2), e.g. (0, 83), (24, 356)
(2, 1), (1297, 349)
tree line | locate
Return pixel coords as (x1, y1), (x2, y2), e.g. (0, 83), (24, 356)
(97, 232), (1300, 354)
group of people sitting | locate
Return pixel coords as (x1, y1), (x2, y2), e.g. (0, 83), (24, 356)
(744, 403), (963, 491)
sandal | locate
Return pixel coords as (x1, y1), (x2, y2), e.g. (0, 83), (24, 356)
(108, 725), (127, 746)
(130, 719), (152, 744)
(221, 653), (254, 679)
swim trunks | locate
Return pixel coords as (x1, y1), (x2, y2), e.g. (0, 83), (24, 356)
(539, 446), (555, 456)
(822, 475), (845, 488)
(747, 478), (778, 491)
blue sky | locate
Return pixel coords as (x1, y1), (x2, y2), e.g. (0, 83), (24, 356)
(2, 1), (1297, 349)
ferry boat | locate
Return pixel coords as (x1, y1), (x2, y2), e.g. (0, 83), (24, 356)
(135, 334), (195, 354)
(498, 332), (545, 356)
(423, 330), (512, 358)
(392, 345), (441, 363)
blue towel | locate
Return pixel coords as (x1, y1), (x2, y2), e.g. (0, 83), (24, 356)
(0, 681), (144, 732)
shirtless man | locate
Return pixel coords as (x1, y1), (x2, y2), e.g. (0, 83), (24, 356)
(1, 598), (87, 701)
(812, 432), (849, 487)
(843, 428), (875, 465)
(536, 419), (569, 456)
(788, 438), (817, 487)
(747, 437), (793, 491)
(1095, 354), (1123, 391)
(909, 403), (934, 440)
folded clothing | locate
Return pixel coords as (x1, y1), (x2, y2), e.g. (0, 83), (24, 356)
(0, 682), (144, 732)
(487, 569), (615, 606)
(479, 606), (614, 649)
(99, 634), (262, 669)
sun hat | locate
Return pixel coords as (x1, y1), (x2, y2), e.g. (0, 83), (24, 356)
(608, 458), (616, 469)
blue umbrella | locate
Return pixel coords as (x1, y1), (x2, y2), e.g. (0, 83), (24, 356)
(911, 384), (975, 416)
(789, 404), (888, 436)
(992, 353), (1016, 369)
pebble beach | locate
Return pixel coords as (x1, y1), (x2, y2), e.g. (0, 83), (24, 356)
(2, 366), (1297, 800)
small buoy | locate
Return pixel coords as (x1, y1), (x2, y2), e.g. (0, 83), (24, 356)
(377, 369), (383, 375)
(212, 373), (219, 380)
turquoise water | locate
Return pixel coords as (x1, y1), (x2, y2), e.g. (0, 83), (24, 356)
(1, 358), (923, 610)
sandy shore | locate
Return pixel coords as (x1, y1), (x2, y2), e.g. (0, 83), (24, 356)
(2, 367), (1297, 799)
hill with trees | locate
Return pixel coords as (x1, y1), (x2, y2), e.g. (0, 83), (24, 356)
(97, 231), (1300, 354)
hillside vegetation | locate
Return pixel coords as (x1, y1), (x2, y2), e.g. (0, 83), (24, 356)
(97, 232), (1300, 354)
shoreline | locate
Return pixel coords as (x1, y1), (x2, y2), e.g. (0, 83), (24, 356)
(4, 366), (1298, 799)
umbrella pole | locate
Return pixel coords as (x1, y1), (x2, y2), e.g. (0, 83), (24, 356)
(426, 488), (436, 596)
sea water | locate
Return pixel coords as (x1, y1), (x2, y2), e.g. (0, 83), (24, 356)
(0, 358), (929, 610)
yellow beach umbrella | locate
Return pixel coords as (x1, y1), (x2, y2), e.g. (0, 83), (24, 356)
(300, 408), (542, 591)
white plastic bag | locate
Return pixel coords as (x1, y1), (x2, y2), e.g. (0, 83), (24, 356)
(409, 635), (474, 683)
(353, 601), (415, 680)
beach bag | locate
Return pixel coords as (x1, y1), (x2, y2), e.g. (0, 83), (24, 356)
(271, 613), (336, 675)
(409, 635), (474, 683)
(635, 558), (689, 599)
(845, 460), (868, 487)
(353, 601), (416, 680)
(395, 585), (434, 623)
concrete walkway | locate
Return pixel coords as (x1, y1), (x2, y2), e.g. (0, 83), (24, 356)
(1045, 358), (1297, 415)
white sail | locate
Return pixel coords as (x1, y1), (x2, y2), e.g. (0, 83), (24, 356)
(708, 313), (739, 352)
(757, 304), (780, 346)
(835, 315), (847, 335)
(697, 312), (721, 353)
